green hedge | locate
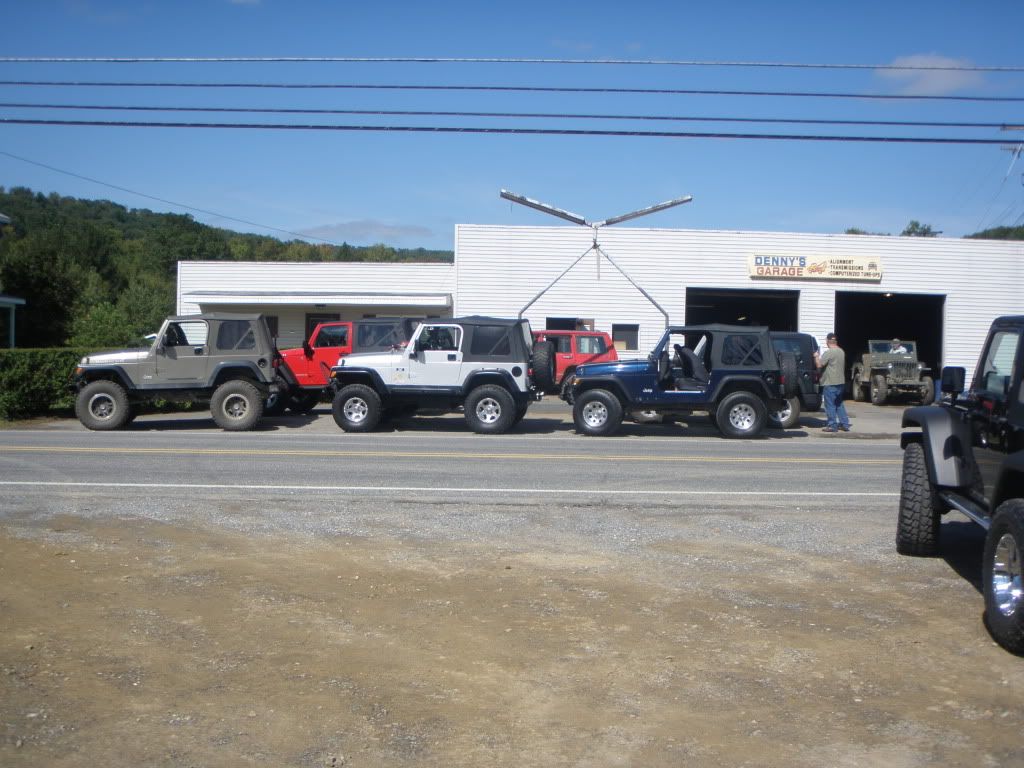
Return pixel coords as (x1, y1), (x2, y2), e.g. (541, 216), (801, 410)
(0, 348), (89, 419)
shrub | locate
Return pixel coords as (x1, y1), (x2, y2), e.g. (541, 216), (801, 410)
(0, 348), (89, 419)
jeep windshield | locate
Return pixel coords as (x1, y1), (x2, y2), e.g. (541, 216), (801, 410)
(870, 340), (915, 354)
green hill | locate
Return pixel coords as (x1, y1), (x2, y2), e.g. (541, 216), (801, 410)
(0, 187), (452, 348)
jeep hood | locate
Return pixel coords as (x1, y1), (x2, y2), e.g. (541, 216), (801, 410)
(81, 348), (150, 365)
(577, 359), (651, 377)
(333, 350), (401, 368)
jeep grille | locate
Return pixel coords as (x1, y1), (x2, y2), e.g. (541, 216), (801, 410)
(892, 362), (917, 379)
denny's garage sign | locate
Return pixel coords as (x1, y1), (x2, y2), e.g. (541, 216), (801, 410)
(748, 255), (883, 282)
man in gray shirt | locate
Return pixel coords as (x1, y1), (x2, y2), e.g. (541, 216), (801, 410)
(814, 332), (851, 433)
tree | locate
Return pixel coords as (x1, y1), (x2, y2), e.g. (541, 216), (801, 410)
(900, 220), (939, 237)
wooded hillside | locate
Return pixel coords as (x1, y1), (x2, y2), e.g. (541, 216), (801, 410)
(0, 187), (453, 348)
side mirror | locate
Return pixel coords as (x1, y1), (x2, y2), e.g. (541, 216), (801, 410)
(302, 340), (313, 358)
(941, 366), (966, 396)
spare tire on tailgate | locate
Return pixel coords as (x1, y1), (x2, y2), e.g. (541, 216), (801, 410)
(777, 351), (799, 399)
(532, 340), (556, 390)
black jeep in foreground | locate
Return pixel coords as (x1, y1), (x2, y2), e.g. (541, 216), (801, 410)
(898, 315), (1024, 653)
(563, 324), (798, 439)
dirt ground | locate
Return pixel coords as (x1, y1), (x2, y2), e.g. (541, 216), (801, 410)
(2, 512), (1023, 768)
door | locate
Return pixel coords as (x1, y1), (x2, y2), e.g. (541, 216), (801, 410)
(157, 320), (210, 385)
(408, 324), (463, 387)
(969, 327), (1022, 502)
(307, 323), (351, 386)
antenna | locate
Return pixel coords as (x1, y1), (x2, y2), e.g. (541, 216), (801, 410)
(500, 189), (693, 327)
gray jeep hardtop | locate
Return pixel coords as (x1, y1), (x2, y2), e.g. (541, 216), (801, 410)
(72, 312), (288, 431)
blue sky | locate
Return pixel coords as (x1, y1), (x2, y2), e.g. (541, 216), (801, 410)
(1, 1), (1022, 249)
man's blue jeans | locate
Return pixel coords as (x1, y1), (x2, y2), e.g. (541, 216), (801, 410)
(823, 384), (850, 429)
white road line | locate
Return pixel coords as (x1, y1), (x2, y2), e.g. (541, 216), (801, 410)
(0, 481), (899, 497)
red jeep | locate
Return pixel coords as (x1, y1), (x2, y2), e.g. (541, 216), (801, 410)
(274, 318), (421, 412)
(531, 330), (618, 396)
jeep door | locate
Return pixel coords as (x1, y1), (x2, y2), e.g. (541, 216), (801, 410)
(968, 325), (1024, 501)
(306, 323), (352, 386)
(408, 324), (463, 387)
(156, 320), (210, 385)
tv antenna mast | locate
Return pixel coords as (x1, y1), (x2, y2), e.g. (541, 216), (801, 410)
(500, 189), (692, 327)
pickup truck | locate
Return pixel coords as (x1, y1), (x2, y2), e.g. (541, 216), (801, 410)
(272, 317), (422, 413)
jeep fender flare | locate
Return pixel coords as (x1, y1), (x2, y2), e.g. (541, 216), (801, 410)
(572, 376), (629, 406)
(712, 375), (773, 403)
(207, 361), (269, 389)
(900, 405), (972, 488)
(461, 369), (520, 397)
(329, 366), (390, 397)
(75, 366), (133, 391)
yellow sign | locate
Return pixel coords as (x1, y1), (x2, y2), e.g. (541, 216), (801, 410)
(748, 254), (883, 282)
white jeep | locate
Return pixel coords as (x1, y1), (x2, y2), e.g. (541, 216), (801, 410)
(327, 316), (553, 434)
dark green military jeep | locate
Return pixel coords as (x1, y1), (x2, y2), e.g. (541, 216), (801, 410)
(850, 339), (933, 405)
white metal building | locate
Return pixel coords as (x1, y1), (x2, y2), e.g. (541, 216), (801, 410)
(177, 225), (1024, 373)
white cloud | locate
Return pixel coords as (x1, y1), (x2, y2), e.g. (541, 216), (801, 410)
(300, 219), (435, 246)
(875, 54), (985, 96)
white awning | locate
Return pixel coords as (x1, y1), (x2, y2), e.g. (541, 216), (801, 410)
(181, 290), (451, 308)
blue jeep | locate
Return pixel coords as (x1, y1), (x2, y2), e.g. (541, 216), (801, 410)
(563, 324), (798, 438)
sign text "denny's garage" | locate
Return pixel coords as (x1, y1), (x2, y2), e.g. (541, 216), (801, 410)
(748, 255), (883, 282)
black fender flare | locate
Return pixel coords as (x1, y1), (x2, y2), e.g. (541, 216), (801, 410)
(461, 369), (520, 397)
(900, 405), (972, 488)
(712, 375), (773, 403)
(993, 452), (1024, 510)
(329, 366), (390, 396)
(571, 376), (629, 405)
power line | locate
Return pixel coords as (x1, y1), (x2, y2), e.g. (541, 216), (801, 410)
(0, 117), (1014, 143)
(0, 149), (341, 244)
(0, 80), (1021, 102)
(2, 56), (1022, 73)
(0, 101), (1018, 129)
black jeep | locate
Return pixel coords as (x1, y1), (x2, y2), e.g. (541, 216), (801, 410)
(898, 315), (1024, 653)
(563, 324), (798, 439)
(769, 331), (822, 429)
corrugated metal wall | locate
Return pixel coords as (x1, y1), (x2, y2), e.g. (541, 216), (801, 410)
(455, 225), (1024, 371)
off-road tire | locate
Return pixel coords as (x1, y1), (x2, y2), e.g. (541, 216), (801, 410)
(512, 403), (529, 427)
(983, 499), (1024, 654)
(870, 374), (888, 405)
(531, 341), (557, 391)
(211, 379), (263, 431)
(332, 384), (382, 432)
(76, 380), (131, 431)
(560, 369), (576, 402)
(287, 392), (321, 414)
(715, 391), (768, 438)
(464, 384), (516, 434)
(778, 351), (799, 399)
(896, 441), (943, 556)
(920, 376), (935, 405)
(573, 388), (623, 436)
(852, 371), (866, 402)
(768, 396), (801, 429)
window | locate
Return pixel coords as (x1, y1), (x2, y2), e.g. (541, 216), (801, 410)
(721, 335), (764, 365)
(418, 325), (461, 351)
(612, 324), (639, 351)
(305, 313), (340, 340)
(358, 323), (403, 350)
(216, 320), (255, 351)
(167, 320), (208, 347)
(554, 335), (572, 354)
(469, 325), (510, 356)
(979, 330), (1019, 398)
(264, 315), (279, 339)
(314, 324), (348, 348)
(577, 335), (607, 355)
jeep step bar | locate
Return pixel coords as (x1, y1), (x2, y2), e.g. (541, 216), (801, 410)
(939, 491), (991, 529)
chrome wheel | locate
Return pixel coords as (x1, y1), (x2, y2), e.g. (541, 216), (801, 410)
(475, 397), (502, 424)
(88, 392), (117, 421)
(727, 402), (757, 432)
(582, 400), (609, 428)
(344, 397), (369, 423)
(223, 393), (250, 420)
(991, 532), (1023, 618)
(771, 402), (792, 424)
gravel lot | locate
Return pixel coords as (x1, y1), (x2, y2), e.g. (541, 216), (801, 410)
(1, 408), (1022, 767)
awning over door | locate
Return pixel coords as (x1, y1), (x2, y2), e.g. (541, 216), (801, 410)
(180, 290), (452, 308)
